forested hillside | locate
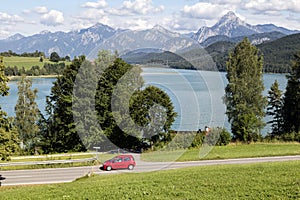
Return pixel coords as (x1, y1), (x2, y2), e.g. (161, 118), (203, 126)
(205, 33), (300, 73)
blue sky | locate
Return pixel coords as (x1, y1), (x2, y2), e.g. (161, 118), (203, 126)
(1, 0), (300, 39)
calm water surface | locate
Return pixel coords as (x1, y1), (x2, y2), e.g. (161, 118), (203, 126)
(0, 69), (287, 133)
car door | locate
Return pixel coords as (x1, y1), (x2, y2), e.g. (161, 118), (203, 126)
(122, 157), (132, 168)
(113, 157), (123, 169)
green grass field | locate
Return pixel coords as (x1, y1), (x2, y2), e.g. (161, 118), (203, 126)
(0, 161), (299, 199)
(141, 143), (300, 162)
(4, 56), (44, 70)
(3, 56), (70, 70)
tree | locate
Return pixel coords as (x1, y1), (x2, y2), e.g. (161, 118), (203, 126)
(96, 57), (142, 149)
(72, 60), (106, 150)
(267, 80), (284, 136)
(282, 53), (300, 133)
(95, 53), (177, 150)
(129, 86), (177, 147)
(42, 56), (86, 153)
(0, 122), (19, 161)
(224, 38), (267, 142)
(14, 75), (40, 154)
(65, 55), (71, 62)
(49, 52), (60, 62)
(0, 56), (19, 160)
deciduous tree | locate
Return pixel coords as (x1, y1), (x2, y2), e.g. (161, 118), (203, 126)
(224, 38), (267, 142)
(0, 56), (19, 160)
(15, 75), (40, 154)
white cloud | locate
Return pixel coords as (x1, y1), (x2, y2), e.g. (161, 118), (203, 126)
(161, 15), (203, 33)
(72, 8), (110, 30)
(78, 9), (106, 20)
(182, 2), (234, 20)
(0, 30), (10, 39)
(35, 6), (48, 14)
(212, 0), (241, 4)
(40, 10), (64, 26)
(243, 0), (300, 13)
(0, 12), (23, 24)
(121, 18), (153, 30)
(22, 9), (31, 14)
(81, 0), (107, 9)
(111, 0), (164, 15)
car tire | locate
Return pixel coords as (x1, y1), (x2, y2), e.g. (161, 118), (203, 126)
(128, 164), (134, 170)
(106, 166), (112, 171)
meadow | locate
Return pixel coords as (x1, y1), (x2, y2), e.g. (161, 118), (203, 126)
(0, 161), (299, 199)
(3, 56), (44, 70)
(3, 56), (70, 70)
(141, 143), (300, 162)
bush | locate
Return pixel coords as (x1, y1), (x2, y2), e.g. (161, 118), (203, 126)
(165, 132), (197, 150)
(263, 131), (300, 143)
(282, 131), (300, 142)
(49, 52), (60, 62)
(205, 127), (232, 146)
(216, 127), (232, 146)
(191, 131), (205, 148)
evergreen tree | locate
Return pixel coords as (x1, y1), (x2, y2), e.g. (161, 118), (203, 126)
(282, 53), (300, 133)
(43, 56), (86, 153)
(224, 38), (267, 142)
(73, 60), (106, 150)
(15, 75), (40, 154)
(267, 80), (284, 136)
(0, 56), (19, 160)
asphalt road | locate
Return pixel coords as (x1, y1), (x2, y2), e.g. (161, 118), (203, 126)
(1, 155), (300, 186)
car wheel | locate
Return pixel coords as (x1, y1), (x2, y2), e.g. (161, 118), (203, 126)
(128, 164), (134, 170)
(106, 166), (112, 171)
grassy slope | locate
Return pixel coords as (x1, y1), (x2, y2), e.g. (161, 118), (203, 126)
(3, 56), (70, 70)
(142, 143), (300, 162)
(0, 161), (299, 199)
(3, 56), (44, 70)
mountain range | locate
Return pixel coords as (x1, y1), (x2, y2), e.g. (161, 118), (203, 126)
(192, 11), (298, 44)
(0, 11), (299, 59)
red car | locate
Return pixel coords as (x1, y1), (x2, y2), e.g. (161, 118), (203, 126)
(100, 155), (136, 171)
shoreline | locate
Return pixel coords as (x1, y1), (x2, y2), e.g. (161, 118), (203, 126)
(8, 75), (60, 80)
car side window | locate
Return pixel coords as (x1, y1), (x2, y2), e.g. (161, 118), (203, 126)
(124, 157), (130, 161)
(116, 158), (122, 162)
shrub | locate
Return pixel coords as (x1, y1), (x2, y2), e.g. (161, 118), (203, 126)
(205, 127), (232, 146)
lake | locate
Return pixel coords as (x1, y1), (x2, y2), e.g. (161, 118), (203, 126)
(0, 68), (287, 134)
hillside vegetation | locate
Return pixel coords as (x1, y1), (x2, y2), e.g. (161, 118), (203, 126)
(205, 33), (300, 73)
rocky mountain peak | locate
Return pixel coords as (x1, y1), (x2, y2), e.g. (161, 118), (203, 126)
(213, 11), (246, 28)
(5, 33), (25, 41)
(152, 25), (180, 37)
(220, 11), (239, 21)
(194, 11), (258, 43)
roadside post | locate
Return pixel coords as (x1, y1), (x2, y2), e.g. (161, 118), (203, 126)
(93, 147), (101, 161)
